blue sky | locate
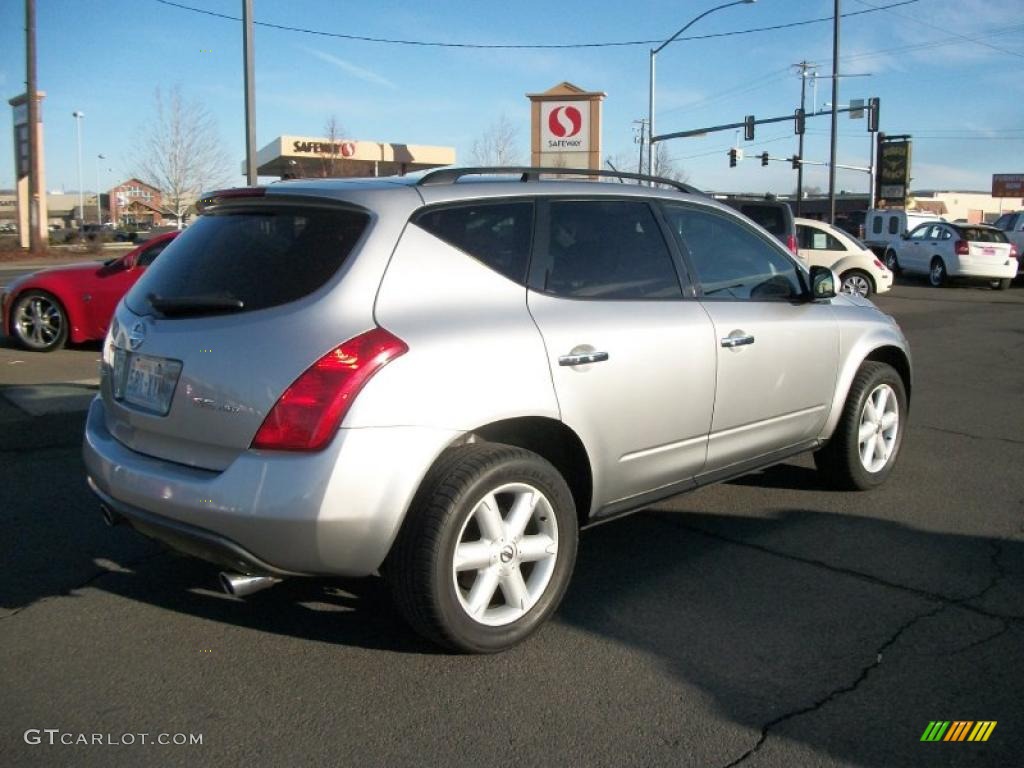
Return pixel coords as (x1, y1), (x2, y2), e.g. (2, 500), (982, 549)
(1, 0), (1020, 196)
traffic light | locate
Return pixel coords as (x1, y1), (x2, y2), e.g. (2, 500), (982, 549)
(791, 155), (801, 169)
(744, 115), (755, 141)
(794, 108), (805, 135)
(867, 97), (880, 132)
(760, 152), (769, 167)
(729, 148), (738, 168)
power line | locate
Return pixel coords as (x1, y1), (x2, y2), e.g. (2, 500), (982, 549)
(153, 0), (922, 50)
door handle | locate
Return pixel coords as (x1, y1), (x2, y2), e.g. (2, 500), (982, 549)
(559, 351), (609, 366)
(720, 334), (755, 348)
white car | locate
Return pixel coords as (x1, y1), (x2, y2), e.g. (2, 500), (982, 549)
(795, 217), (893, 298)
(864, 209), (943, 257)
(887, 222), (1017, 289)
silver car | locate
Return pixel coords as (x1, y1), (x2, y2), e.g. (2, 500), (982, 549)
(83, 168), (912, 653)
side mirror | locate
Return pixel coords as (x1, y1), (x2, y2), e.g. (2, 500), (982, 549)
(900, 232), (909, 239)
(809, 265), (836, 299)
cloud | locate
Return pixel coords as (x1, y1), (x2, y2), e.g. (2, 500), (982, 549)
(303, 48), (398, 90)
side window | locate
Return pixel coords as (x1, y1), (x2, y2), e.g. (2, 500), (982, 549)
(888, 216), (900, 235)
(137, 240), (170, 267)
(798, 226), (844, 251)
(939, 227), (953, 241)
(414, 202), (533, 284)
(540, 200), (682, 300)
(908, 224), (929, 240)
(663, 204), (803, 301)
(872, 216), (883, 234)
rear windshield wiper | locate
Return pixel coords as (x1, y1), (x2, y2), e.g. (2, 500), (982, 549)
(147, 293), (245, 317)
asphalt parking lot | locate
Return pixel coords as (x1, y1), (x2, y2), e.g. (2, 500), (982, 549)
(1, 279), (1022, 767)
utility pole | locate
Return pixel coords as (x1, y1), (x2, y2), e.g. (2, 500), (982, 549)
(828, 0), (841, 224)
(793, 61), (816, 216)
(25, 0), (43, 253)
(633, 119), (647, 176)
(242, 0), (257, 185)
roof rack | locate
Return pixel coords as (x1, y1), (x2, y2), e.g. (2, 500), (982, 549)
(417, 166), (702, 195)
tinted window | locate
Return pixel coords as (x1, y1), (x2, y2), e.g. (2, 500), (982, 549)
(414, 202), (533, 284)
(888, 216), (900, 234)
(872, 216), (883, 234)
(541, 200), (681, 300)
(993, 214), (1011, 230)
(798, 225), (846, 251)
(126, 206), (368, 316)
(958, 227), (1008, 243)
(664, 205), (803, 301)
(137, 239), (171, 267)
(738, 203), (790, 237)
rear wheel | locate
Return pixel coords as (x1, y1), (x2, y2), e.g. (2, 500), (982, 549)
(883, 249), (900, 274)
(388, 443), (578, 653)
(995, 278), (1011, 291)
(815, 361), (906, 491)
(929, 258), (947, 287)
(11, 290), (68, 352)
(839, 269), (874, 298)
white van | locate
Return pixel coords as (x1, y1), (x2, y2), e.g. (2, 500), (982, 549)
(864, 209), (943, 257)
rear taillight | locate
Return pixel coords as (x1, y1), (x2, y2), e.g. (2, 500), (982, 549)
(787, 234), (798, 255)
(251, 328), (408, 452)
(873, 258), (886, 271)
(1011, 244), (1019, 259)
(955, 240), (969, 256)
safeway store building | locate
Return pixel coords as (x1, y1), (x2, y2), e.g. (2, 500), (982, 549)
(252, 136), (455, 179)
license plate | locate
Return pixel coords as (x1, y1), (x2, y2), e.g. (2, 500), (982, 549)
(981, 247), (995, 256)
(114, 351), (182, 415)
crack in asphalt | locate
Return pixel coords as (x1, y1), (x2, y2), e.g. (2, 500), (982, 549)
(0, 548), (166, 622)
(917, 424), (1024, 447)
(669, 521), (1023, 624)
(721, 602), (947, 768)
(655, 526), (1018, 767)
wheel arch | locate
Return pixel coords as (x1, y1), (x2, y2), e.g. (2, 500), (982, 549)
(453, 416), (594, 527)
(821, 336), (912, 440)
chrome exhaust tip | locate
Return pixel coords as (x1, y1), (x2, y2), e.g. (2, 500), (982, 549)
(100, 504), (120, 527)
(218, 572), (281, 598)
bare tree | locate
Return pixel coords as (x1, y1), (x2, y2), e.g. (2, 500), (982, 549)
(317, 115), (346, 178)
(650, 143), (689, 183)
(471, 114), (521, 166)
(135, 85), (231, 228)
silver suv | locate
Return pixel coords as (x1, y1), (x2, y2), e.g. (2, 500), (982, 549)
(83, 168), (911, 653)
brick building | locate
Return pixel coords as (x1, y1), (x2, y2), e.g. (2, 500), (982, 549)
(109, 178), (166, 227)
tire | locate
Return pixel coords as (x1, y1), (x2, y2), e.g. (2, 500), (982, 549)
(10, 290), (69, 352)
(996, 278), (1011, 291)
(928, 257), (947, 287)
(388, 443), (578, 653)
(839, 269), (874, 298)
(815, 361), (907, 491)
(883, 249), (901, 275)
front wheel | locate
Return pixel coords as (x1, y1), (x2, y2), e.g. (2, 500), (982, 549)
(11, 290), (69, 352)
(815, 361), (907, 490)
(388, 443), (578, 653)
(929, 258), (947, 287)
(840, 269), (874, 298)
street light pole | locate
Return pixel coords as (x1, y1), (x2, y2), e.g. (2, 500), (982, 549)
(72, 111), (84, 235)
(828, 0), (841, 224)
(648, 0), (755, 180)
(95, 153), (105, 225)
(242, 0), (257, 185)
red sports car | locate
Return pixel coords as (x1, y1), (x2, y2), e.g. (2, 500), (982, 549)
(2, 232), (179, 352)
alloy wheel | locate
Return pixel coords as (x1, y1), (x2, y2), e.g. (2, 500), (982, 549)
(451, 482), (558, 627)
(858, 384), (899, 473)
(14, 295), (63, 349)
(841, 273), (871, 297)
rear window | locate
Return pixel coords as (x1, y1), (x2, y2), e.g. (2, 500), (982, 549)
(126, 206), (368, 316)
(737, 203), (790, 237)
(958, 227), (1007, 243)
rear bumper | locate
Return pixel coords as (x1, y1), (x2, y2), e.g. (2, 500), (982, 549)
(952, 259), (1016, 280)
(83, 396), (461, 577)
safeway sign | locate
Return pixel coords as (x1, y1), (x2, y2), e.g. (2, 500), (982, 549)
(540, 102), (590, 152)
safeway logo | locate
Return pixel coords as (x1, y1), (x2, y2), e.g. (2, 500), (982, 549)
(548, 106), (582, 138)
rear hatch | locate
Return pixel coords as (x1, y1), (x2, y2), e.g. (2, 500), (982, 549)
(961, 227), (1012, 262)
(101, 193), (378, 471)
